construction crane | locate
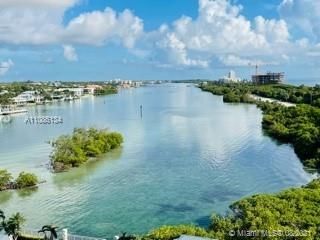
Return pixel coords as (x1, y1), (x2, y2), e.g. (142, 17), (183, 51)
(249, 62), (259, 76)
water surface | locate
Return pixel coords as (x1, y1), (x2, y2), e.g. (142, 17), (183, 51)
(0, 84), (312, 238)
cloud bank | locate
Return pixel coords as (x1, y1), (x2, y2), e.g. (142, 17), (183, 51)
(0, 0), (319, 72)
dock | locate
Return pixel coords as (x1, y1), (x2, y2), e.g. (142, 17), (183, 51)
(0, 107), (28, 115)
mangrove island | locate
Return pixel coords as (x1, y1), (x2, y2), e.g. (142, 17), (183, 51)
(50, 128), (124, 172)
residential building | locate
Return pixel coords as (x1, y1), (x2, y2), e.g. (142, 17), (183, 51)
(11, 91), (40, 105)
(84, 85), (103, 94)
(219, 70), (241, 83)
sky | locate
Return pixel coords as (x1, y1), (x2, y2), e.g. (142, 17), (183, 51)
(0, 0), (319, 83)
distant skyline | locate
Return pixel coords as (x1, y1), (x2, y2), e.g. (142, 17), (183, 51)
(0, 0), (319, 83)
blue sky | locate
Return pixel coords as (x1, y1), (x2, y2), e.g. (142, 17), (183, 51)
(0, 0), (319, 83)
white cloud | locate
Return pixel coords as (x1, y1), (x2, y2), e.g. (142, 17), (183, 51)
(157, 32), (209, 68)
(149, 0), (292, 68)
(219, 54), (279, 67)
(0, 59), (14, 76)
(64, 8), (143, 47)
(63, 45), (78, 62)
(0, 0), (78, 9)
(0, 0), (319, 72)
(219, 55), (254, 67)
(254, 16), (289, 44)
(279, 0), (320, 41)
(0, 6), (143, 48)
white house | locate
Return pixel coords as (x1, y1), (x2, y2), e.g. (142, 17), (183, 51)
(68, 88), (84, 96)
(12, 91), (43, 105)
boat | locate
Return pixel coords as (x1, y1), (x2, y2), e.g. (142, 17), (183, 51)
(0, 106), (28, 115)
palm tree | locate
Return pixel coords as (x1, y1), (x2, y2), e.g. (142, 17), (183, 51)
(38, 225), (58, 240)
(0, 210), (5, 232)
(3, 213), (25, 240)
(0, 210), (5, 221)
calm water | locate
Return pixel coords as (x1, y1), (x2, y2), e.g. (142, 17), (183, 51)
(0, 84), (313, 238)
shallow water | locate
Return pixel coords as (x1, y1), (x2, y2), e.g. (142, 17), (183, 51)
(0, 84), (313, 238)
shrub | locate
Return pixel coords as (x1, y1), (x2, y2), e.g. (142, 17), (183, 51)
(15, 172), (38, 189)
(0, 169), (12, 190)
(51, 128), (123, 171)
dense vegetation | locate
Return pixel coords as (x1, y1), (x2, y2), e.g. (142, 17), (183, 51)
(50, 128), (123, 172)
(260, 103), (320, 170)
(200, 82), (320, 172)
(0, 169), (38, 191)
(252, 84), (320, 106)
(141, 179), (320, 240)
(201, 82), (320, 106)
(210, 178), (320, 240)
(94, 85), (118, 96)
(15, 172), (39, 189)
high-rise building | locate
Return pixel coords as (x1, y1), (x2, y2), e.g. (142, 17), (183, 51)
(252, 72), (284, 84)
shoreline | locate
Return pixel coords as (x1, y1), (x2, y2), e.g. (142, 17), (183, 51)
(0, 180), (46, 192)
(199, 82), (320, 173)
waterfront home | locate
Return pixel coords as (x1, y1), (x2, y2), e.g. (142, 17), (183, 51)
(55, 88), (84, 97)
(84, 85), (103, 94)
(69, 88), (84, 96)
(11, 91), (44, 105)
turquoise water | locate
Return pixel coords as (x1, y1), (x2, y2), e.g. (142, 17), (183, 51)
(0, 84), (313, 238)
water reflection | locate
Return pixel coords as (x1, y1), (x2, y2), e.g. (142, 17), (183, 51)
(0, 84), (313, 237)
(17, 187), (39, 198)
(0, 191), (13, 204)
(53, 148), (123, 188)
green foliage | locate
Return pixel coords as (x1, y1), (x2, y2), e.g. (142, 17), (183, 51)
(142, 225), (213, 240)
(15, 172), (39, 189)
(260, 103), (320, 170)
(0, 211), (25, 240)
(0, 93), (14, 105)
(209, 179), (320, 240)
(200, 82), (320, 106)
(223, 92), (241, 103)
(200, 82), (320, 172)
(51, 128), (123, 172)
(0, 169), (13, 190)
(94, 85), (118, 96)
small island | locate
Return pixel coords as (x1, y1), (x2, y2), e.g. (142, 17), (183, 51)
(50, 128), (124, 172)
(0, 170), (39, 191)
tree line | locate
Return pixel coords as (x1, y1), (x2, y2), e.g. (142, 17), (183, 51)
(200, 82), (320, 172)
